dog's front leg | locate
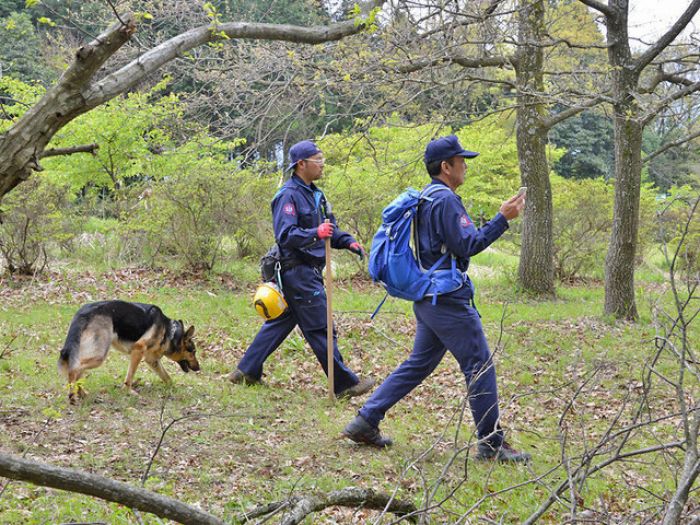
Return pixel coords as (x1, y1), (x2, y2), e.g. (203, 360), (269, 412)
(124, 343), (145, 391)
(146, 359), (172, 384)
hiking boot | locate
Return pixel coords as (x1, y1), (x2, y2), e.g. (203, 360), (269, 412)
(342, 415), (392, 448)
(476, 441), (531, 464)
(227, 369), (261, 386)
(336, 376), (375, 399)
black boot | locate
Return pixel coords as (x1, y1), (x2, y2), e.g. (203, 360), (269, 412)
(227, 369), (261, 385)
(337, 376), (375, 399)
(343, 415), (392, 448)
(476, 441), (531, 463)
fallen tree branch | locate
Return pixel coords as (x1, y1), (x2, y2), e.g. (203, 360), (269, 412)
(236, 487), (418, 524)
(0, 453), (224, 525)
(1, 453), (416, 525)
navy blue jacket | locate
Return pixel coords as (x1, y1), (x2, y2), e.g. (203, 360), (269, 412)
(416, 179), (509, 274)
(272, 175), (356, 267)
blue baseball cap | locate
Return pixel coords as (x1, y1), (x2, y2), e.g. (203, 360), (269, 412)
(424, 135), (479, 165)
(286, 140), (322, 171)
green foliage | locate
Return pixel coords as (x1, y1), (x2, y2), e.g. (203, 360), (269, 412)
(643, 128), (699, 191)
(0, 76), (44, 131)
(549, 110), (614, 180)
(551, 175), (657, 282)
(124, 135), (273, 271)
(0, 11), (54, 82)
(656, 187), (700, 276)
(43, 85), (183, 195)
(551, 175), (614, 281)
(214, 0), (328, 25)
(0, 176), (75, 274)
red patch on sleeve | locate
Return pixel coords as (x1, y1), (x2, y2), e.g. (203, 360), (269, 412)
(283, 203), (296, 216)
(460, 214), (472, 228)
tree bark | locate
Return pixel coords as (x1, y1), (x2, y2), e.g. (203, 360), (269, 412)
(515, 0), (556, 296)
(601, 0), (640, 320)
(258, 487), (418, 525)
(604, 98), (642, 319)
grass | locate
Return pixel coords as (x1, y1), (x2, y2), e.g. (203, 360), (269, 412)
(0, 252), (696, 524)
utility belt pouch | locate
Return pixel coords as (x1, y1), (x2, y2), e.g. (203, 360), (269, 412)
(260, 244), (282, 283)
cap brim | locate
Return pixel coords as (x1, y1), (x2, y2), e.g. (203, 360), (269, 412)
(458, 149), (479, 158)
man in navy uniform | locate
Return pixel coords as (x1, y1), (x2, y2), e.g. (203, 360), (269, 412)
(343, 135), (530, 462)
(228, 140), (374, 399)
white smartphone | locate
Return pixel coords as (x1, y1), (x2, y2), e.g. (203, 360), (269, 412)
(517, 186), (527, 197)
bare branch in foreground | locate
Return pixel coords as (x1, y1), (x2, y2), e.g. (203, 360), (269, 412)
(0, 452), (418, 525)
(0, 453), (225, 525)
(238, 487), (418, 524)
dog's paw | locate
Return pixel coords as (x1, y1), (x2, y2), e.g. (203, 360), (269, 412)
(122, 383), (141, 396)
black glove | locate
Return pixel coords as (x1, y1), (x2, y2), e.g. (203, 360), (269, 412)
(348, 242), (366, 261)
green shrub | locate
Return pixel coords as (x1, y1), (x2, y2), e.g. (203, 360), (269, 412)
(655, 188), (700, 277)
(124, 140), (277, 271)
(551, 175), (656, 282)
(0, 176), (76, 275)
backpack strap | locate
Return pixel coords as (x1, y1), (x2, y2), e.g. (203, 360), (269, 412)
(414, 184), (452, 271)
(370, 292), (389, 320)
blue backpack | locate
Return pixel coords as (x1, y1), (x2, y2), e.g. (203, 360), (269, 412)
(368, 185), (464, 315)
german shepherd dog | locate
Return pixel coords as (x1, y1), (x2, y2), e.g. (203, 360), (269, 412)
(58, 301), (199, 403)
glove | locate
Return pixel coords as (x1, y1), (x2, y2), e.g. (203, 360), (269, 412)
(348, 242), (366, 261)
(317, 222), (334, 239)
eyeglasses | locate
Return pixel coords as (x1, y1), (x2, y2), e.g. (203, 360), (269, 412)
(304, 157), (325, 165)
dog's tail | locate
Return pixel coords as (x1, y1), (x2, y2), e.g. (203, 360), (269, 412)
(58, 315), (87, 378)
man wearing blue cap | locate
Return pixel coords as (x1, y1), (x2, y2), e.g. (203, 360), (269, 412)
(343, 135), (530, 463)
(228, 140), (374, 398)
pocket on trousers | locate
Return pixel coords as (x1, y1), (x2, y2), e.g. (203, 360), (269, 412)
(296, 295), (327, 331)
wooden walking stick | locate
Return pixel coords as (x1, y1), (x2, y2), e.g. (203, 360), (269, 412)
(324, 219), (335, 402)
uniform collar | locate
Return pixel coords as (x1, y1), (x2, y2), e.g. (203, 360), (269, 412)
(429, 178), (460, 200)
(430, 178), (452, 190)
(291, 174), (319, 193)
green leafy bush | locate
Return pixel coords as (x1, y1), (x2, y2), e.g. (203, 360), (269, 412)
(124, 138), (276, 271)
(0, 176), (75, 275)
(655, 188), (699, 277)
(551, 175), (657, 282)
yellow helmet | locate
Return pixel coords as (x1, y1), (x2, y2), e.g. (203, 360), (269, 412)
(253, 282), (288, 320)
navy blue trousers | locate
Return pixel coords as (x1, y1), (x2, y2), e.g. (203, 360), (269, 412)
(238, 264), (359, 394)
(359, 287), (504, 446)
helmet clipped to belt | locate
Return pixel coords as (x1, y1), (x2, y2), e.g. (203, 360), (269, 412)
(253, 282), (288, 320)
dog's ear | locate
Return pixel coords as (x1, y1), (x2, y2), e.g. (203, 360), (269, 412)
(185, 325), (195, 339)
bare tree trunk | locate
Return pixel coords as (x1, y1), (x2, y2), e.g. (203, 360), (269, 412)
(604, 100), (642, 319)
(516, 0), (555, 296)
(582, 0), (700, 319)
(602, 0), (640, 320)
